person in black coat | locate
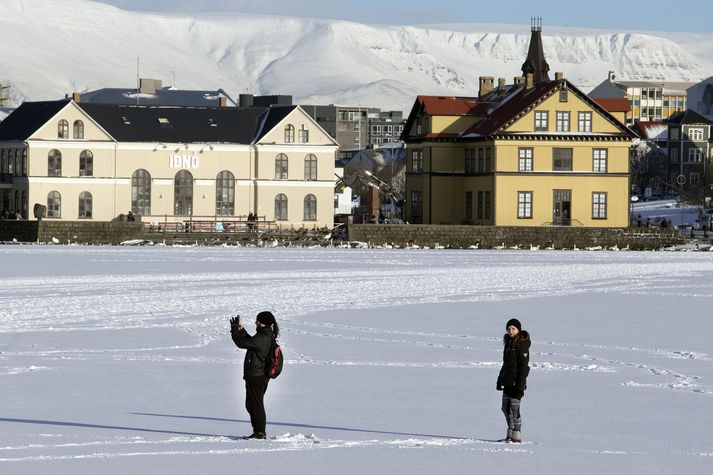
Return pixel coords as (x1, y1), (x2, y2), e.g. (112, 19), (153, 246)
(496, 318), (530, 443)
(231, 311), (280, 440)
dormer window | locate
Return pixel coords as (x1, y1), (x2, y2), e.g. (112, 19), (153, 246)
(121, 116), (131, 125)
(158, 117), (172, 130)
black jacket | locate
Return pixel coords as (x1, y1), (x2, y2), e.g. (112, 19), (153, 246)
(232, 326), (273, 378)
(497, 331), (531, 398)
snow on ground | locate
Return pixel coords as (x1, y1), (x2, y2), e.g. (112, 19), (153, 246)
(0, 246), (711, 474)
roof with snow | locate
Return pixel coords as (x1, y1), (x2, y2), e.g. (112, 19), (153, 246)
(632, 121), (667, 141)
(665, 109), (713, 126)
(78, 87), (230, 107)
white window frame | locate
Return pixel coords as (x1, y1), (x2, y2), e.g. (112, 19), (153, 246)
(517, 191), (532, 219)
(593, 149), (608, 173)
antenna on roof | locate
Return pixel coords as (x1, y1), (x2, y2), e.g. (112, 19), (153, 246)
(136, 57), (140, 107)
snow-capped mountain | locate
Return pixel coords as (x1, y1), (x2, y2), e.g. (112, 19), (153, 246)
(1, 0), (711, 112)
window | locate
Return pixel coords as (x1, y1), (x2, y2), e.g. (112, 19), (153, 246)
(689, 148), (702, 162)
(478, 148), (485, 173)
(670, 128), (680, 140)
(477, 191), (483, 219)
(465, 148), (476, 174)
(690, 172), (701, 186)
(534, 111), (548, 131)
(553, 148), (573, 171)
(689, 128), (704, 141)
(670, 148), (679, 162)
(284, 124), (295, 143)
(298, 125), (309, 143)
(578, 112), (592, 132)
(275, 194), (288, 220)
(559, 89), (568, 102)
(304, 154), (317, 181)
(484, 191), (491, 220)
(593, 149), (607, 172)
(47, 191), (61, 218)
(275, 153), (289, 179)
(303, 194), (317, 220)
(411, 150), (423, 172)
(78, 191), (92, 218)
(410, 191), (423, 224)
(0, 149), (5, 174)
(73, 120), (84, 139)
(48, 149), (62, 176)
(58, 120), (69, 139)
(79, 150), (93, 176)
(372, 124), (382, 134)
(556, 111), (570, 132)
(465, 191), (473, 219)
(518, 148), (533, 171)
(174, 170), (193, 216)
(21, 190), (27, 218)
(8, 149), (14, 175)
(518, 191), (532, 219)
(215, 170), (235, 216)
(22, 149), (27, 176)
(384, 125), (393, 136)
(131, 169), (151, 216)
(416, 117), (423, 134)
(592, 192), (607, 219)
(485, 148), (492, 171)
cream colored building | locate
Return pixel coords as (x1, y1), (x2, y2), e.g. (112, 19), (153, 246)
(0, 100), (339, 228)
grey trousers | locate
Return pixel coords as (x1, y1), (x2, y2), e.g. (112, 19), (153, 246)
(501, 394), (522, 431)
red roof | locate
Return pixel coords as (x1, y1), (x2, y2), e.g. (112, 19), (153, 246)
(592, 98), (630, 113)
(417, 95), (481, 115)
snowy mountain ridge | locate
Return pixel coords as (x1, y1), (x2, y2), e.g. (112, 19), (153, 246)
(1, 0), (711, 112)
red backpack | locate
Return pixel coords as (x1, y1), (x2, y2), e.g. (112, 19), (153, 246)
(265, 339), (283, 379)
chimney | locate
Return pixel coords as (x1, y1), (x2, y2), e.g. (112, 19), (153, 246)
(239, 93), (254, 108)
(72, 92), (80, 102)
(498, 78), (506, 91)
(555, 72), (564, 81)
(139, 78), (162, 95)
(608, 71), (616, 81)
(525, 73), (534, 90)
(219, 96), (227, 108)
(514, 76), (525, 86)
(478, 76), (494, 99)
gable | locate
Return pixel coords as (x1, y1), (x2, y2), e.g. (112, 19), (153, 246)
(31, 101), (114, 142)
(257, 106), (338, 146)
(505, 90), (622, 134)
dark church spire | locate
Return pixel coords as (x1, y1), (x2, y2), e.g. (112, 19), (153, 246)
(521, 17), (550, 83)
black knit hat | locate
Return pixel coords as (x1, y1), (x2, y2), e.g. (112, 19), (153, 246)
(506, 318), (521, 332)
(256, 311), (276, 326)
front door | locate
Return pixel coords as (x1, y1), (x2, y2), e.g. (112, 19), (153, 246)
(553, 190), (572, 226)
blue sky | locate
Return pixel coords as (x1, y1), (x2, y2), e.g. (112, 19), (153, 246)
(93, 0), (711, 33)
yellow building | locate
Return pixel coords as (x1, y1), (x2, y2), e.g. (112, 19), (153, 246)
(403, 23), (636, 228)
(0, 100), (339, 228)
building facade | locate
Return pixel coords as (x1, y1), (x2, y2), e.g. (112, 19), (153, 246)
(403, 24), (636, 228)
(589, 74), (694, 126)
(0, 100), (339, 227)
(665, 109), (713, 190)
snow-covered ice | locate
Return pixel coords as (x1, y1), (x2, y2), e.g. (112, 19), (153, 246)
(0, 246), (711, 474)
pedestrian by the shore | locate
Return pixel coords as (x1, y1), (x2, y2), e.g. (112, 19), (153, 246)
(230, 311), (280, 439)
(496, 318), (530, 443)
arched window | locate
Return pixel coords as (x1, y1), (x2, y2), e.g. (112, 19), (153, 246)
(174, 170), (193, 216)
(13, 190), (19, 213)
(78, 191), (92, 218)
(215, 170), (235, 216)
(79, 150), (93, 176)
(10, 149), (16, 175)
(304, 194), (317, 221)
(275, 193), (288, 221)
(0, 149), (5, 174)
(73, 120), (84, 139)
(131, 169), (151, 216)
(58, 120), (69, 139)
(284, 124), (295, 143)
(275, 153), (288, 179)
(21, 148), (27, 176)
(48, 149), (62, 176)
(21, 190), (27, 218)
(47, 191), (61, 218)
(304, 154), (317, 181)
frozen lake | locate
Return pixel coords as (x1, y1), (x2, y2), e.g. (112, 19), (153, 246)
(0, 246), (711, 474)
